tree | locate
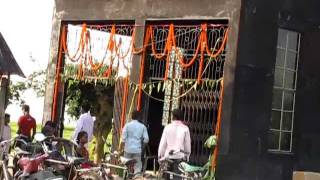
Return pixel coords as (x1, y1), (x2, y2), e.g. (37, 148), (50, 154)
(65, 79), (114, 163)
(9, 68), (115, 163)
(8, 70), (46, 106)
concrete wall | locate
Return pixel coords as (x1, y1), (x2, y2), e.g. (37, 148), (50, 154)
(215, 0), (320, 179)
(45, 0), (241, 152)
(294, 31), (320, 172)
(45, 0), (320, 179)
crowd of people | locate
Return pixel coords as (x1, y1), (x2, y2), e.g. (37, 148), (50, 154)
(2, 103), (192, 176)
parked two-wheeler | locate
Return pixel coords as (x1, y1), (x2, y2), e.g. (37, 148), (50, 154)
(37, 134), (108, 180)
(158, 135), (217, 180)
(102, 150), (137, 179)
(0, 138), (16, 180)
(14, 133), (64, 180)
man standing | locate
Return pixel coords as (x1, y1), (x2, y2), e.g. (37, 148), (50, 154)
(18, 105), (36, 140)
(158, 109), (191, 178)
(72, 103), (94, 144)
(121, 110), (149, 175)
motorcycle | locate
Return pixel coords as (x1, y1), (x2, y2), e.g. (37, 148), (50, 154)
(37, 134), (107, 180)
(158, 135), (217, 180)
(14, 133), (64, 180)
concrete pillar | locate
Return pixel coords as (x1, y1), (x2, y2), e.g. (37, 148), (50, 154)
(112, 19), (146, 151)
(0, 77), (8, 138)
(42, 9), (62, 125)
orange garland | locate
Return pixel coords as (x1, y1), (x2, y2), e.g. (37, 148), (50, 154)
(60, 23), (229, 113)
(51, 24), (66, 122)
(136, 26), (152, 111)
(120, 76), (129, 129)
(211, 80), (224, 170)
(103, 25), (116, 78)
(62, 23), (87, 62)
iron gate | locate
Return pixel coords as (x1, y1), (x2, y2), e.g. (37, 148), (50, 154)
(64, 23), (135, 149)
(147, 21), (228, 164)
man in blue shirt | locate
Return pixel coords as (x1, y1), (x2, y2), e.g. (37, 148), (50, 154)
(121, 110), (149, 174)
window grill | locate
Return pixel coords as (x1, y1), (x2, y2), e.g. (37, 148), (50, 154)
(147, 22), (228, 164)
(268, 29), (300, 153)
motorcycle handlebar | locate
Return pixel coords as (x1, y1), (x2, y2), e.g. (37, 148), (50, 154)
(0, 136), (28, 147)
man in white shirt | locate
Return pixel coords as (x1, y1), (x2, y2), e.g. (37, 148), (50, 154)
(72, 104), (94, 144)
(2, 113), (11, 153)
(121, 110), (149, 174)
(158, 109), (191, 179)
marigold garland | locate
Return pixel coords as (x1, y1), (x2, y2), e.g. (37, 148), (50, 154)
(211, 80), (224, 170)
(52, 24), (67, 121)
(57, 23), (229, 113)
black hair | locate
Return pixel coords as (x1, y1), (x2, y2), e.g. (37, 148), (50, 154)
(44, 121), (56, 128)
(4, 113), (10, 119)
(131, 110), (141, 120)
(22, 104), (30, 112)
(172, 109), (183, 120)
(76, 131), (88, 144)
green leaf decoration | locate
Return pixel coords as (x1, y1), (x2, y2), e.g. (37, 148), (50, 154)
(157, 82), (161, 92)
(193, 82), (197, 90)
(162, 81), (166, 92)
(148, 84), (153, 95)
(204, 135), (217, 148)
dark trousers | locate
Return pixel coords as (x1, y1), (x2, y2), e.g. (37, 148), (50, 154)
(166, 159), (182, 180)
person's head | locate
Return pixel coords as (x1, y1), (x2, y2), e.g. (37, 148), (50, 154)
(4, 113), (10, 126)
(131, 110), (141, 121)
(77, 131), (88, 145)
(81, 103), (90, 113)
(21, 104), (30, 115)
(172, 109), (183, 121)
(42, 121), (57, 136)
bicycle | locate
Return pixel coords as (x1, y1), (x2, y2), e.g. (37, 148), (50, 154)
(0, 138), (16, 180)
(102, 150), (137, 179)
(37, 134), (108, 180)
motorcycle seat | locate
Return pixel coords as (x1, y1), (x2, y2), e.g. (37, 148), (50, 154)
(178, 162), (204, 173)
(120, 156), (137, 166)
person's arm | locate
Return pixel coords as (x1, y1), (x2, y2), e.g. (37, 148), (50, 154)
(17, 117), (22, 134)
(184, 127), (192, 161)
(72, 116), (84, 141)
(158, 127), (167, 159)
(32, 119), (36, 139)
(143, 126), (149, 144)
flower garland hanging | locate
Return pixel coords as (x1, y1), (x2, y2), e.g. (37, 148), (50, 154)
(57, 23), (229, 112)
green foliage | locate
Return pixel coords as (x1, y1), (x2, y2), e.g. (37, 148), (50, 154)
(8, 70), (46, 106)
(202, 135), (217, 180)
(65, 78), (114, 119)
(204, 135), (217, 148)
(8, 81), (27, 105)
(65, 79), (96, 119)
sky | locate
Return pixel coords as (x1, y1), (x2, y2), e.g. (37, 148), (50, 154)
(0, 0), (55, 123)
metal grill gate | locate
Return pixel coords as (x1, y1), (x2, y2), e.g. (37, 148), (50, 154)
(64, 23), (135, 148)
(147, 21), (227, 164)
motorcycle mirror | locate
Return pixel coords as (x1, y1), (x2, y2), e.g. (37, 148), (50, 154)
(34, 133), (46, 142)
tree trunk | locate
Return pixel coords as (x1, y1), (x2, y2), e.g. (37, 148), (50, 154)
(92, 94), (113, 163)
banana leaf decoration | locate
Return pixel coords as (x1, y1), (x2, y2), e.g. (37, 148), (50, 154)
(202, 135), (217, 180)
